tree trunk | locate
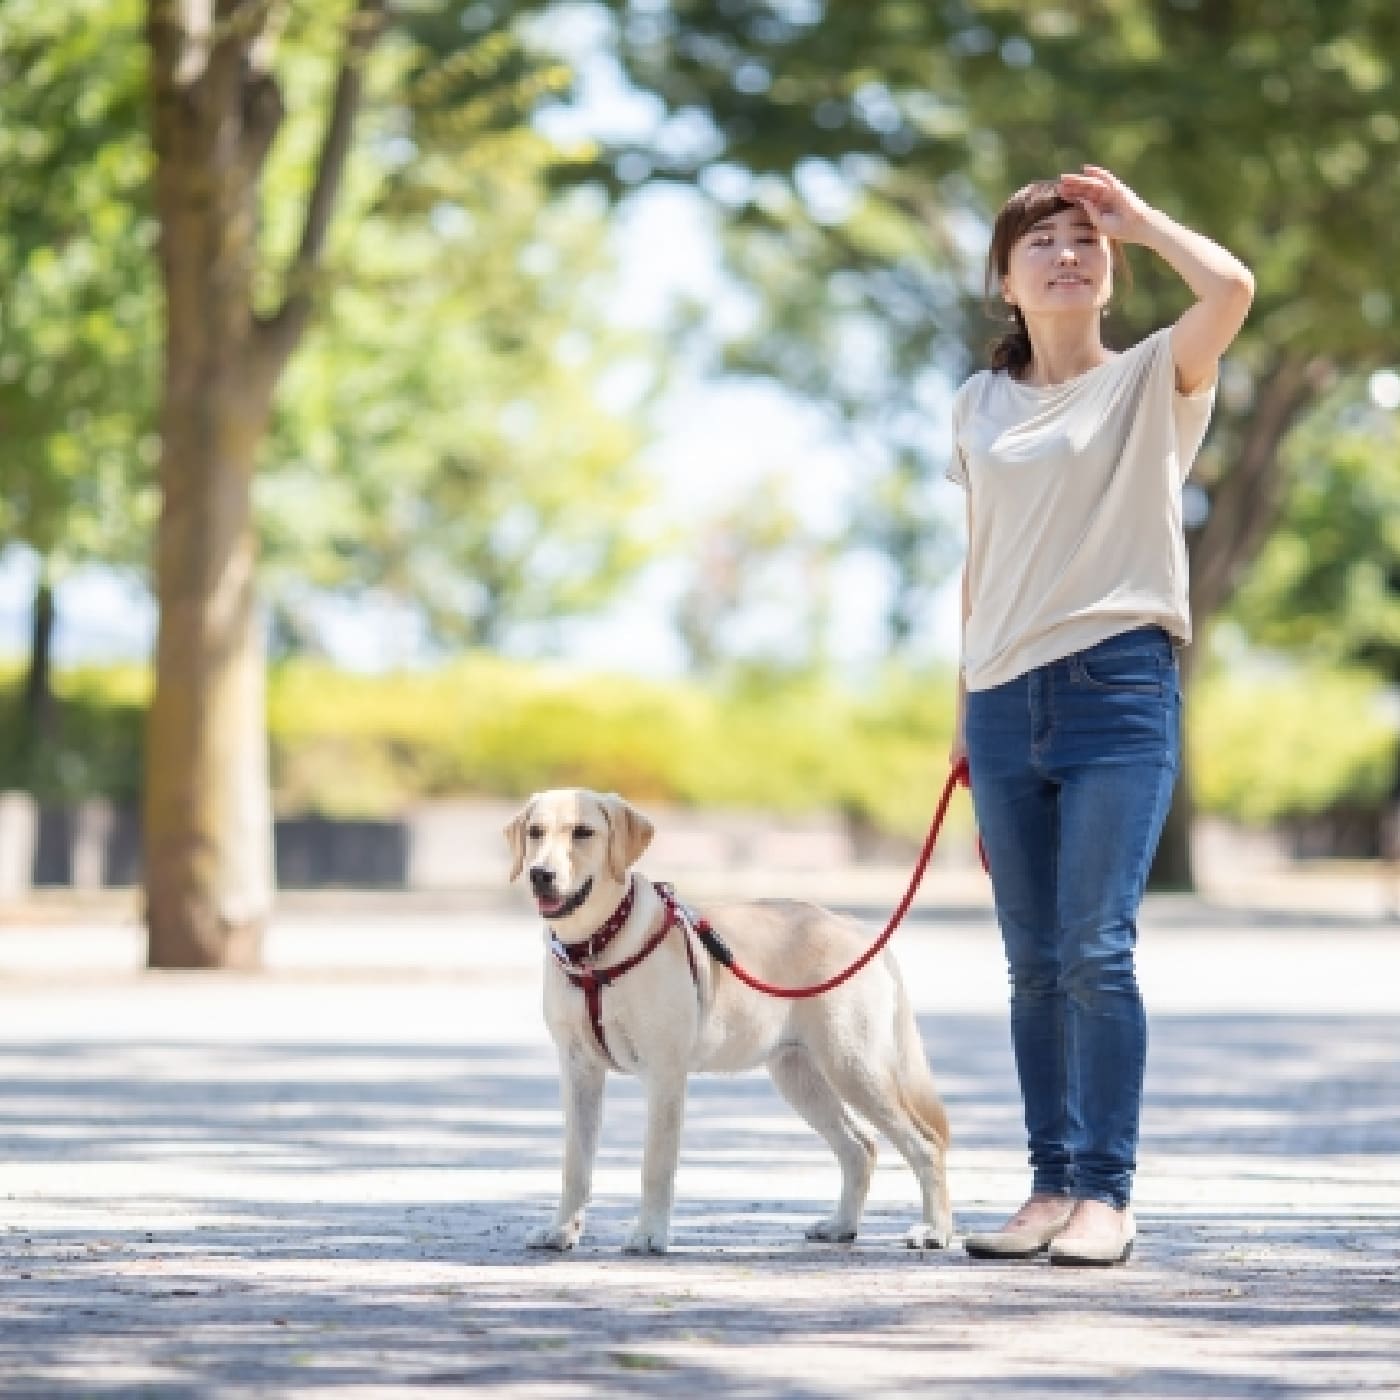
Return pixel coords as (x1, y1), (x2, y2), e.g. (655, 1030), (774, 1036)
(1150, 637), (1199, 891)
(1146, 351), (1335, 893)
(22, 575), (57, 751)
(144, 395), (274, 968)
(142, 0), (383, 967)
(142, 61), (276, 967)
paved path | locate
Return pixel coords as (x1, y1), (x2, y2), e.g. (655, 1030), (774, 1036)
(1, 884), (1397, 1397)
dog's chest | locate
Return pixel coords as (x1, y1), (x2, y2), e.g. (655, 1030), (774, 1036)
(544, 967), (661, 1074)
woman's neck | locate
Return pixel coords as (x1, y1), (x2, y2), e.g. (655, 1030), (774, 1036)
(1018, 320), (1111, 387)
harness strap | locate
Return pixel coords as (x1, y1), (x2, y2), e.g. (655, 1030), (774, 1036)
(555, 877), (637, 962)
(551, 891), (702, 1069)
(654, 882), (701, 986)
(579, 971), (612, 1071)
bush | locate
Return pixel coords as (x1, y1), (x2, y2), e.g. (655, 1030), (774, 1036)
(0, 664), (148, 800)
(265, 656), (966, 837)
(0, 654), (1392, 841)
(1189, 664), (1396, 824)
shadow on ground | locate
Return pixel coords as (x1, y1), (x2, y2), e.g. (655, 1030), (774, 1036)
(2, 1013), (1396, 1172)
(2, 1013), (1397, 1395)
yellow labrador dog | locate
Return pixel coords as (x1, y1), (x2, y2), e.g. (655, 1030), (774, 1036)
(506, 788), (952, 1255)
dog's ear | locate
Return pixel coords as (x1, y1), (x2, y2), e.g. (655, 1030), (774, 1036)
(504, 798), (536, 883)
(600, 794), (654, 882)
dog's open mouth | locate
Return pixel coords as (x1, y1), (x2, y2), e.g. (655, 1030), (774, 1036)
(536, 878), (593, 921)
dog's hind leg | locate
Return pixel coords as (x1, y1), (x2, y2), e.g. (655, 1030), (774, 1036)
(527, 1048), (606, 1251)
(767, 1045), (877, 1242)
(819, 1054), (952, 1250)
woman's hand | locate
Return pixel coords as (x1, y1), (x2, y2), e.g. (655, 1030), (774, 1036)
(1057, 164), (1154, 245)
(949, 734), (968, 774)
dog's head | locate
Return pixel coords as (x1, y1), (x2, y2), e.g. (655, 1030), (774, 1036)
(504, 789), (654, 922)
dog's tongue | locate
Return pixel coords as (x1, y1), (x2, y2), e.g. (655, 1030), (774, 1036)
(537, 895), (565, 917)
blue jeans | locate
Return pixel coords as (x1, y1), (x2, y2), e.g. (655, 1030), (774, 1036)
(964, 626), (1181, 1209)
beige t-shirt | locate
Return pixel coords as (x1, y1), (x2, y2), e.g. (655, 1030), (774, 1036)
(947, 325), (1215, 691)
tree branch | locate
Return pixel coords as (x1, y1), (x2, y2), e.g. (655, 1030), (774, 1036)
(240, 0), (288, 172)
(252, 0), (388, 399)
(1190, 352), (1336, 623)
(241, 69), (285, 173)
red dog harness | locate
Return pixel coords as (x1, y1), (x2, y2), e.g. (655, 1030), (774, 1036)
(547, 879), (701, 1071)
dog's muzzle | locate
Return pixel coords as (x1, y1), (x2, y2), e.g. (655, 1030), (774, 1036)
(533, 875), (593, 920)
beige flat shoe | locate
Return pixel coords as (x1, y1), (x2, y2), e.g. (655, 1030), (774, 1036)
(963, 1198), (1075, 1260)
(1048, 1207), (1136, 1267)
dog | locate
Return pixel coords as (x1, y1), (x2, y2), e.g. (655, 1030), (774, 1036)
(506, 788), (952, 1254)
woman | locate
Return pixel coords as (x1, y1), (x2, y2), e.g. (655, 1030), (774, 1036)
(947, 165), (1253, 1266)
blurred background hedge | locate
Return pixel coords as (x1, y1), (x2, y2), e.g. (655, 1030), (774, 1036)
(1, 656), (1393, 840)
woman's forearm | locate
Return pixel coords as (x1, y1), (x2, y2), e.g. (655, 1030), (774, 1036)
(953, 561), (970, 758)
(1135, 203), (1253, 392)
(1134, 206), (1254, 307)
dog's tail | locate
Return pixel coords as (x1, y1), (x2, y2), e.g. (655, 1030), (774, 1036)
(892, 969), (951, 1150)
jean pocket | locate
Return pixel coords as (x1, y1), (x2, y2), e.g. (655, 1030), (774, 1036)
(1070, 651), (1164, 695)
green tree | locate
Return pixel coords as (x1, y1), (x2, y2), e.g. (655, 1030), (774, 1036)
(0, 0), (158, 775)
(0, 0), (664, 966)
(1230, 387), (1399, 673)
(260, 130), (657, 655)
(142, 0), (387, 966)
(932, 0), (1398, 883)
(566, 0), (1400, 884)
(672, 478), (837, 676)
(1227, 384), (1400, 827)
(141, 0), (637, 966)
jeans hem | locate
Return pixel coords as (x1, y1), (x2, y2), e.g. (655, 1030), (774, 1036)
(1073, 1187), (1131, 1210)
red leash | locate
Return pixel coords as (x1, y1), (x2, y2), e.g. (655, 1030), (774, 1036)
(691, 758), (984, 1000)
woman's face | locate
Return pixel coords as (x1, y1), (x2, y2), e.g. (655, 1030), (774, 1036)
(1001, 206), (1112, 322)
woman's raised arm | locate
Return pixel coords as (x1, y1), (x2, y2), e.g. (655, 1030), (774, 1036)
(1058, 164), (1254, 395)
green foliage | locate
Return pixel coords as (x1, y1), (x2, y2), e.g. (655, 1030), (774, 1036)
(4, 657), (1391, 840)
(250, 13), (662, 648)
(0, 664), (147, 800)
(1229, 386), (1400, 678)
(265, 656), (961, 834)
(1190, 664), (1396, 824)
(582, 0), (1400, 643)
(0, 0), (159, 569)
(0, 0), (662, 659)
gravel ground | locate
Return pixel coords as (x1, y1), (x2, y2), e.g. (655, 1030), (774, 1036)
(1, 879), (1397, 1397)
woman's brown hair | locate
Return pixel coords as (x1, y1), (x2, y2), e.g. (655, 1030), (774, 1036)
(985, 179), (1132, 377)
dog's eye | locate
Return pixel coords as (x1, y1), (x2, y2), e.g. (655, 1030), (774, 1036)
(572, 826), (593, 840)
(527, 825), (544, 841)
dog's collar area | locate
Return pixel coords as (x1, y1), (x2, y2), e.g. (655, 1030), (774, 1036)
(551, 875), (636, 964)
(548, 879), (706, 1073)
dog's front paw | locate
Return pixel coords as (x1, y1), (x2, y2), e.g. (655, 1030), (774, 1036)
(805, 1217), (858, 1244)
(621, 1224), (669, 1255)
(525, 1219), (582, 1251)
(905, 1219), (952, 1250)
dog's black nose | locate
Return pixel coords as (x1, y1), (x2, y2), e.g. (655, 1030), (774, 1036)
(529, 866), (555, 895)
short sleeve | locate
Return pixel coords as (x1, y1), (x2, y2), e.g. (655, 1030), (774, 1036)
(1172, 374), (1216, 476)
(946, 443), (968, 489)
(944, 379), (973, 489)
(1146, 325), (1217, 479)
